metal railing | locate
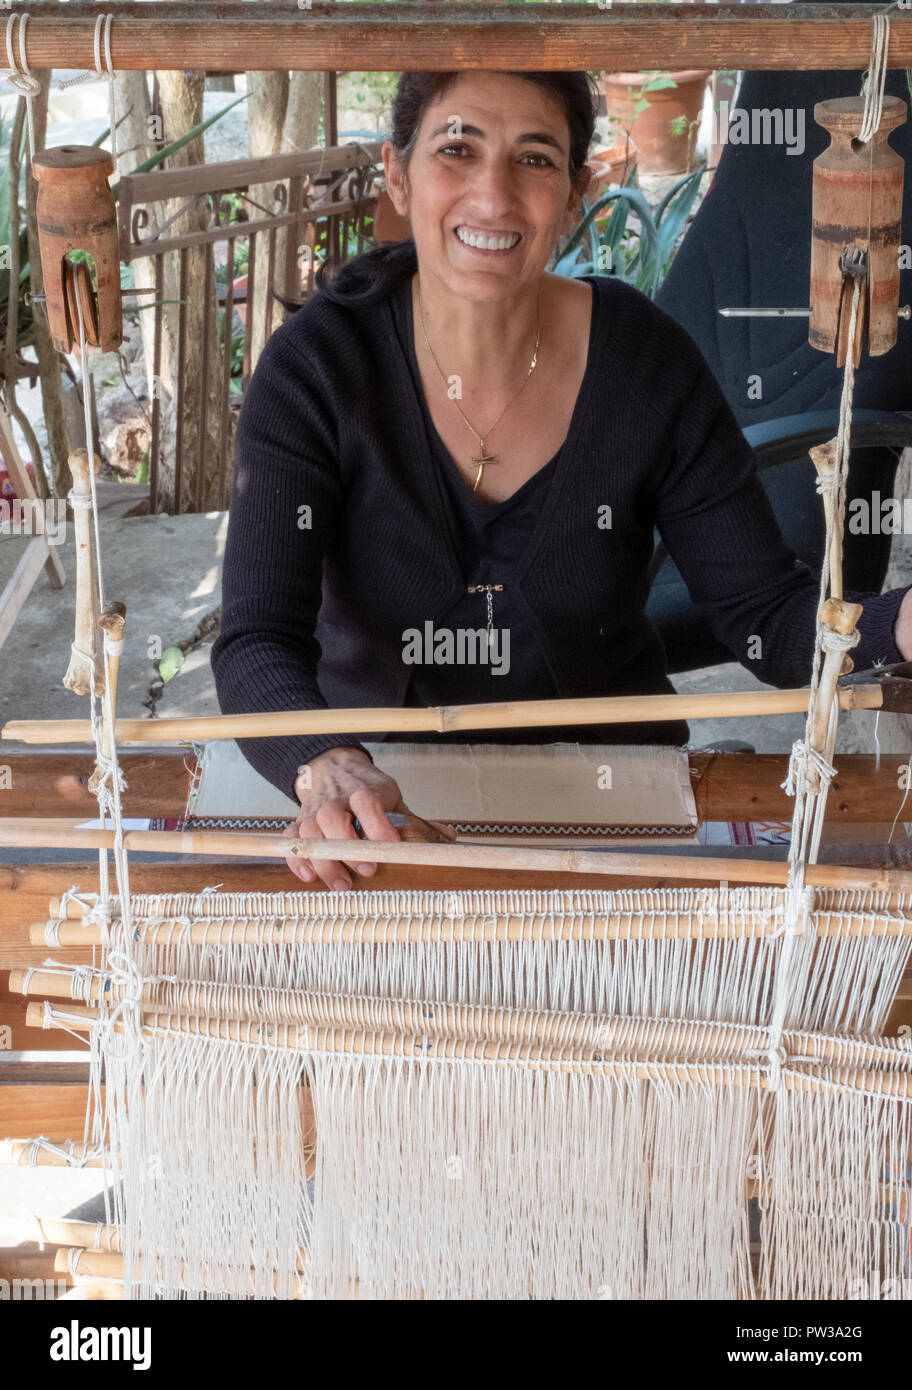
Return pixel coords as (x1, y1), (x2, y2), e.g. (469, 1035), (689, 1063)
(117, 140), (384, 513)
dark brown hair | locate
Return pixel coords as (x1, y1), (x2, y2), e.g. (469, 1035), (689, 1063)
(312, 70), (599, 307)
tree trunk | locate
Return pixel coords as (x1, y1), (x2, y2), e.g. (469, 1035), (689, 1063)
(23, 71), (71, 499)
(146, 71), (223, 513)
(112, 71), (158, 480)
(245, 70), (323, 371)
(285, 72), (324, 159)
(246, 70), (289, 371)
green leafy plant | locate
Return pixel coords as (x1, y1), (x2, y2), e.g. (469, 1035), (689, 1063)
(218, 308), (246, 397)
(97, 93), (250, 200)
(668, 113), (703, 171)
(631, 72), (679, 116)
(340, 71), (398, 135)
(595, 70), (679, 132)
(552, 161), (706, 299)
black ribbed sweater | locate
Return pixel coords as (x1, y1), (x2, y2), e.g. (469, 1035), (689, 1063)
(211, 267), (906, 801)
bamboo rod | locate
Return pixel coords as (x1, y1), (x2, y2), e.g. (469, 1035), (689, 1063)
(54, 1247), (312, 1298)
(27, 902), (912, 947)
(7, 1217), (124, 1254)
(27, 1002), (912, 1098)
(21, 1220), (311, 1276)
(810, 440), (842, 606)
(58, 1279), (124, 1301)
(61, 451), (103, 699)
(4, 820), (912, 892)
(19, 987), (912, 1073)
(0, 1139), (110, 1168)
(1, 683), (885, 745)
(51, 897), (94, 919)
(807, 600), (864, 785)
(89, 603), (127, 797)
(5, 4), (912, 74)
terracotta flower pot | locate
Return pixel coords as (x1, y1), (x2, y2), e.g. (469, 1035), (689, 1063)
(599, 70), (711, 176)
(587, 141), (640, 228)
(589, 139), (640, 189)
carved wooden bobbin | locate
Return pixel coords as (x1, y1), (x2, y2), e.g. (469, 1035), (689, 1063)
(32, 144), (123, 355)
(809, 95), (907, 367)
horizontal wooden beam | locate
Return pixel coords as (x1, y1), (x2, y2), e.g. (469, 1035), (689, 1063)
(6, 4), (912, 74)
(0, 1085), (99, 1144)
(0, 748), (190, 817)
(0, 748), (906, 823)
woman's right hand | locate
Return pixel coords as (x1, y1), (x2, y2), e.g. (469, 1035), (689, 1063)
(284, 746), (454, 889)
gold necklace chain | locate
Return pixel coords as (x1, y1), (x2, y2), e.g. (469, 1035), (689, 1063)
(415, 277), (542, 494)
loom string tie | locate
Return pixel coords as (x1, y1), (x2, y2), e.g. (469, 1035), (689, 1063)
(4, 13), (40, 159)
(766, 1042), (788, 1093)
(41, 1000), (95, 1048)
(93, 13), (119, 165)
(857, 9), (891, 146)
(23, 1136), (105, 1169)
(100, 946), (146, 1055)
(27, 958), (102, 1003)
(781, 740), (840, 799)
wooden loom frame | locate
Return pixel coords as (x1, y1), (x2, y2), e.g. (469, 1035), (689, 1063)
(0, 403), (65, 654)
(3, 1), (912, 1298)
(5, 3), (912, 74)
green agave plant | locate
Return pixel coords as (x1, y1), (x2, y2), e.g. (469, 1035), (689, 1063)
(551, 161), (706, 299)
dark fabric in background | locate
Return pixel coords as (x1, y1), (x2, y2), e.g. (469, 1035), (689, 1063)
(655, 11), (912, 423)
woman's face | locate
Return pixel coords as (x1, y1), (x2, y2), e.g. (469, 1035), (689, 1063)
(383, 71), (590, 302)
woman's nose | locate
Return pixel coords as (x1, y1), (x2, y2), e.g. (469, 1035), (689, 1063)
(462, 157), (521, 212)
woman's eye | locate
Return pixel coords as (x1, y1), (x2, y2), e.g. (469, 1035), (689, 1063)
(437, 145), (555, 169)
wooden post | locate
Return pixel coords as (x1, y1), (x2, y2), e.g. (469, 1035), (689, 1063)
(0, 405), (65, 656)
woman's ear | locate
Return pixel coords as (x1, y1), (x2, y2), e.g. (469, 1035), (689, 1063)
(382, 141), (410, 217)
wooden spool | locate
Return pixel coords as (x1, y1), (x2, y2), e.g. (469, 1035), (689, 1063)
(809, 95), (906, 367)
(32, 145), (123, 354)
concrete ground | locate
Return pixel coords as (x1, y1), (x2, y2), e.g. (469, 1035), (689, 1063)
(0, 488), (226, 733)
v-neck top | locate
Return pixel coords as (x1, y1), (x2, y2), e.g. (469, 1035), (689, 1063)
(390, 275), (583, 720)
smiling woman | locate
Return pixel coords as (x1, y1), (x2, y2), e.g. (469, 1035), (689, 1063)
(210, 68), (912, 891)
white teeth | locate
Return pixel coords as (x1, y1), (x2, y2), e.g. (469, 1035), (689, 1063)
(456, 227), (520, 251)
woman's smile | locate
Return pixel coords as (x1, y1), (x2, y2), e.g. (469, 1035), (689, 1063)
(453, 225), (523, 254)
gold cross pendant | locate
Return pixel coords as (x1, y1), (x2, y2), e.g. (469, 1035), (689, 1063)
(471, 444), (498, 494)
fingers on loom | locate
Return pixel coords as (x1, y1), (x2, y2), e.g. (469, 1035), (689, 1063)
(349, 787), (400, 841)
